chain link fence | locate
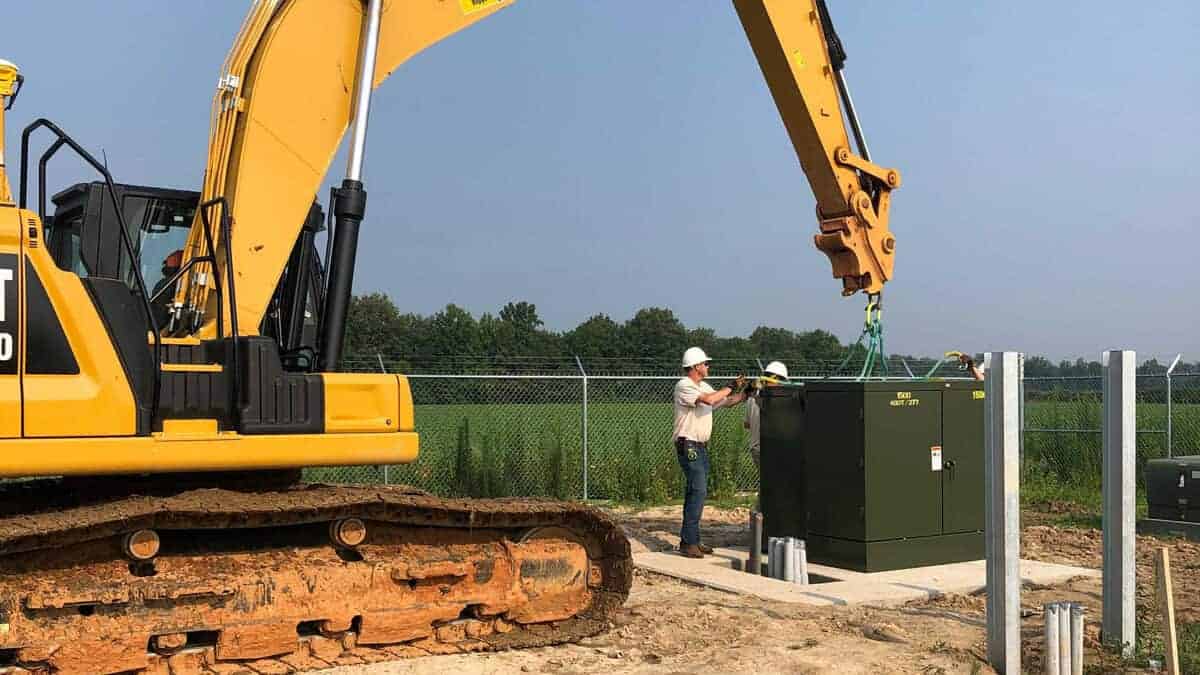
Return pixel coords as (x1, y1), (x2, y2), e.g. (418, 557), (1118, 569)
(307, 373), (754, 502)
(1021, 372), (1200, 489)
(308, 355), (1200, 500)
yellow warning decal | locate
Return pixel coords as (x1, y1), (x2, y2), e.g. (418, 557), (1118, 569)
(459, 0), (504, 15)
(973, 391), (985, 400)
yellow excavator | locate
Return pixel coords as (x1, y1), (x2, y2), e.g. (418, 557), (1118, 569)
(0, 1), (900, 672)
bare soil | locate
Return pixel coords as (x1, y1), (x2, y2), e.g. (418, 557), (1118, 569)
(317, 502), (1200, 674)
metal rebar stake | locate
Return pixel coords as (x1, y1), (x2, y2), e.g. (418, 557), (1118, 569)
(1102, 350), (1136, 656)
(986, 352), (1021, 674)
(748, 511), (763, 575)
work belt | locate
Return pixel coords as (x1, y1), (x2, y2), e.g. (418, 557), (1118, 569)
(676, 438), (704, 461)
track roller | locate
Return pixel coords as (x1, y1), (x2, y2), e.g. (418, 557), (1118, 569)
(151, 633), (188, 655)
(122, 529), (160, 561)
(329, 518), (367, 548)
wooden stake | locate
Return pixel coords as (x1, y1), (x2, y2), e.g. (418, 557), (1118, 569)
(1157, 547), (1180, 675)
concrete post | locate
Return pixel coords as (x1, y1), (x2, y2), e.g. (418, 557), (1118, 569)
(986, 352), (1021, 674)
(1102, 350), (1136, 656)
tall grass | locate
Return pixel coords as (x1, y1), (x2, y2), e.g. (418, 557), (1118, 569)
(344, 401), (754, 503)
(307, 394), (1200, 508)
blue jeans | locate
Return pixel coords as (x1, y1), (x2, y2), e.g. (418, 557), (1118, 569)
(676, 438), (709, 546)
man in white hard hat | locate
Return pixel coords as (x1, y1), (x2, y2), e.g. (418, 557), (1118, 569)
(745, 360), (789, 477)
(673, 346), (747, 558)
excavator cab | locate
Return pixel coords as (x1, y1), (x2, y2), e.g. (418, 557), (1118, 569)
(44, 181), (325, 367)
(45, 182), (196, 293)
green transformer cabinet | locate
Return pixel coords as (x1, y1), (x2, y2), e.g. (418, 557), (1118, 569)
(1137, 457), (1200, 541)
(759, 380), (985, 572)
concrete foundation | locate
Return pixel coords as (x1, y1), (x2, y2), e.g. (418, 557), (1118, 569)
(634, 546), (1097, 607)
(1138, 517), (1200, 541)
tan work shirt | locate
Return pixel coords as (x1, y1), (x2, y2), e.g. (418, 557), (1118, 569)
(673, 377), (734, 443)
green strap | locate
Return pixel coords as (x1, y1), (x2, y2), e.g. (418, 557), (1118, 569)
(923, 356), (950, 379)
(832, 301), (887, 381)
(857, 312), (886, 380)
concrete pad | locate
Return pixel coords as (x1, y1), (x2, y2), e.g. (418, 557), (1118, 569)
(634, 545), (1098, 608)
(1138, 517), (1200, 541)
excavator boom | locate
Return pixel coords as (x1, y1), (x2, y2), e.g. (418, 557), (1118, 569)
(174, 0), (516, 345)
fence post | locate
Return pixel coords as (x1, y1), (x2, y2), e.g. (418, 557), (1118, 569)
(985, 351), (1021, 674)
(575, 356), (589, 501)
(377, 354), (389, 484)
(1102, 349), (1136, 657)
(1018, 361), (1025, 465)
(1167, 354), (1182, 458)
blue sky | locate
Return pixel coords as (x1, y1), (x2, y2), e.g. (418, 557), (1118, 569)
(5, 1), (1198, 361)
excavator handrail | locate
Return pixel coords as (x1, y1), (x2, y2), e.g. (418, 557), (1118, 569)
(35, 137), (65, 223)
(149, 234), (224, 340)
(18, 117), (163, 418)
(197, 196), (241, 419)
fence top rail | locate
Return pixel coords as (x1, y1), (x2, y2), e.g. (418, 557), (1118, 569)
(405, 374), (589, 380)
(1023, 375), (1105, 381)
(402, 373), (978, 382)
(1025, 374), (1191, 381)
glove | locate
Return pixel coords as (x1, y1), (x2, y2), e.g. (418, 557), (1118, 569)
(728, 375), (747, 393)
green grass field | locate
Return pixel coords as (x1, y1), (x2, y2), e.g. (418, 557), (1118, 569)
(307, 395), (1200, 505)
(308, 400), (754, 502)
(1023, 396), (1200, 487)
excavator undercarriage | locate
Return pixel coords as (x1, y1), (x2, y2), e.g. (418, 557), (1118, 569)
(0, 476), (632, 675)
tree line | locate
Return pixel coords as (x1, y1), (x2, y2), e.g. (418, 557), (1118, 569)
(342, 292), (1197, 377)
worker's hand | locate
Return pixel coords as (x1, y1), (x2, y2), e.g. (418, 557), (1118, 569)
(728, 375), (747, 393)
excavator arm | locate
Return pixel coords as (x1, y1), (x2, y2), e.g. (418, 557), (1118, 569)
(734, 0), (899, 296)
(172, 0), (900, 363)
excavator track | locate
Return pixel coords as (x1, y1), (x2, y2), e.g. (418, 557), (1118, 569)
(0, 478), (632, 674)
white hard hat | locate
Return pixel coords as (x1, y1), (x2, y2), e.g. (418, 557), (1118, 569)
(764, 361), (789, 379)
(681, 347), (711, 369)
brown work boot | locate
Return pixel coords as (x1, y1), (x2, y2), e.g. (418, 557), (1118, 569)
(697, 543), (714, 554)
(679, 544), (705, 559)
